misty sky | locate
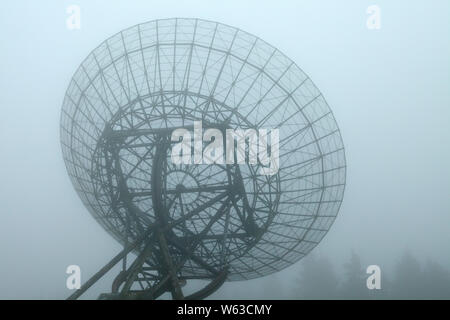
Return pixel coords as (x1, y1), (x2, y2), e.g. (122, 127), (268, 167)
(0, 0), (449, 299)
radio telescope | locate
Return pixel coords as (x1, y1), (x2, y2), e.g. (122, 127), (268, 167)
(61, 18), (346, 299)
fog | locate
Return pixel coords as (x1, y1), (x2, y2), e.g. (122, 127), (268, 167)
(0, 0), (449, 299)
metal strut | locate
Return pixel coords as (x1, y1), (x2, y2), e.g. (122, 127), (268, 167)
(68, 133), (229, 300)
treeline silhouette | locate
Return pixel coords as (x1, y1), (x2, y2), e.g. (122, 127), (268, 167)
(293, 251), (450, 299)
